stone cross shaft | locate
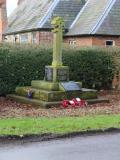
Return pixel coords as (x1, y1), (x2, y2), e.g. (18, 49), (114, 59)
(51, 17), (64, 67)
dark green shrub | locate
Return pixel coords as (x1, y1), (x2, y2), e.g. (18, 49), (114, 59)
(63, 48), (115, 89)
(0, 44), (115, 95)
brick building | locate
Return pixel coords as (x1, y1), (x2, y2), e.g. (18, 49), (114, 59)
(0, 0), (7, 42)
(3, 0), (120, 47)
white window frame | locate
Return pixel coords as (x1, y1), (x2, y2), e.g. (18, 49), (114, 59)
(69, 40), (77, 48)
(32, 32), (36, 44)
(105, 40), (115, 47)
(14, 35), (19, 43)
(20, 34), (28, 43)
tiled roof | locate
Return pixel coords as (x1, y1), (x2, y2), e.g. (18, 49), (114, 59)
(4, 0), (85, 34)
(5, 0), (54, 34)
(43, 0), (85, 29)
(96, 0), (120, 35)
(67, 0), (111, 35)
(4, 0), (120, 36)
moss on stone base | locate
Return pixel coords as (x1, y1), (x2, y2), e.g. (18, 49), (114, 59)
(7, 94), (109, 108)
(16, 86), (97, 102)
(16, 86), (67, 101)
(81, 89), (97, 99)
(31, 80), (59, 91)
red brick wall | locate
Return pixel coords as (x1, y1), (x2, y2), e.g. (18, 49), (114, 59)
(38, 31), (53, 45)
(64, 36), (120, 47)
(0, 0), (7, 42)
(64, 37), (92, 47)
(6, 31), (120, 48)
(92, 36), (120, 46)
(0, 0), (6, 5)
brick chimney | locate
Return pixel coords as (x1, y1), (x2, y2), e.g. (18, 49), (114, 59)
(0, 0), (7, 41)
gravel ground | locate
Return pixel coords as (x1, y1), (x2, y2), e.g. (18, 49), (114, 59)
(0, 91), (120, 118)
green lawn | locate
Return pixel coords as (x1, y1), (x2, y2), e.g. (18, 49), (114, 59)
(0, 115), (120, 135)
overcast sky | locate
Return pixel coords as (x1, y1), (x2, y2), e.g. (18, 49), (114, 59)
(7, 0), (18, 16)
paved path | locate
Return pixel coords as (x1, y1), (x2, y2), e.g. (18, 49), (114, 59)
(0, 133), (120, 160)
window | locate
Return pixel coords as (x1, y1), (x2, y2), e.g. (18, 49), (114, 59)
(20, 34), (28, 43)
(4, 36), (8, 41)
(69, 40), (77, 48)
(32, 32), (36, 44)
(105, 40), (115, 46)
(14, 35), (19, 43)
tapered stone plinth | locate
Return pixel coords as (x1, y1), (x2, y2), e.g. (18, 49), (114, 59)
(45, 65), (69, 82)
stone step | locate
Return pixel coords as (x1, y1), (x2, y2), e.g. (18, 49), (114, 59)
(7, 95), (109, 108)
(16, 86), (66, 102)
(16, 86), (97, 102)
(31, 80), (60, 91)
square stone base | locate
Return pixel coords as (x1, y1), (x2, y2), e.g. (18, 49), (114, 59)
(7, 94), (109, 108)
(10, 80), (100, 108)
(45, 65), (69, 82)
(15, 86), (97, 102)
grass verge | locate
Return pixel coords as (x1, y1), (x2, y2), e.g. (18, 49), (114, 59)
(0, 115), (120, 135)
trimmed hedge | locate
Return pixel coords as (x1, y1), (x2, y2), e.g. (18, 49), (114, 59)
(0, 44), (115, 95)
(63, 48), (115, 89)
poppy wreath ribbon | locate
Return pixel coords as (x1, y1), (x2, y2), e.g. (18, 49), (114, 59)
(62, 98), (87, 108)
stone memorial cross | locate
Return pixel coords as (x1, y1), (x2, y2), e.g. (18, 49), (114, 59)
(45, 17), (69, 82)
(51, 17), (64, 67)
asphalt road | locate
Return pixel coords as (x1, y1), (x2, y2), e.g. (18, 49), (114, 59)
(0, 133), (120, 160)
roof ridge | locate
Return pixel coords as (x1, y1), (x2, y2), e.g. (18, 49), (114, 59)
(70, 0), (90, 29)
(90, 0), (117, 34)
(37, 0), (60, 28)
